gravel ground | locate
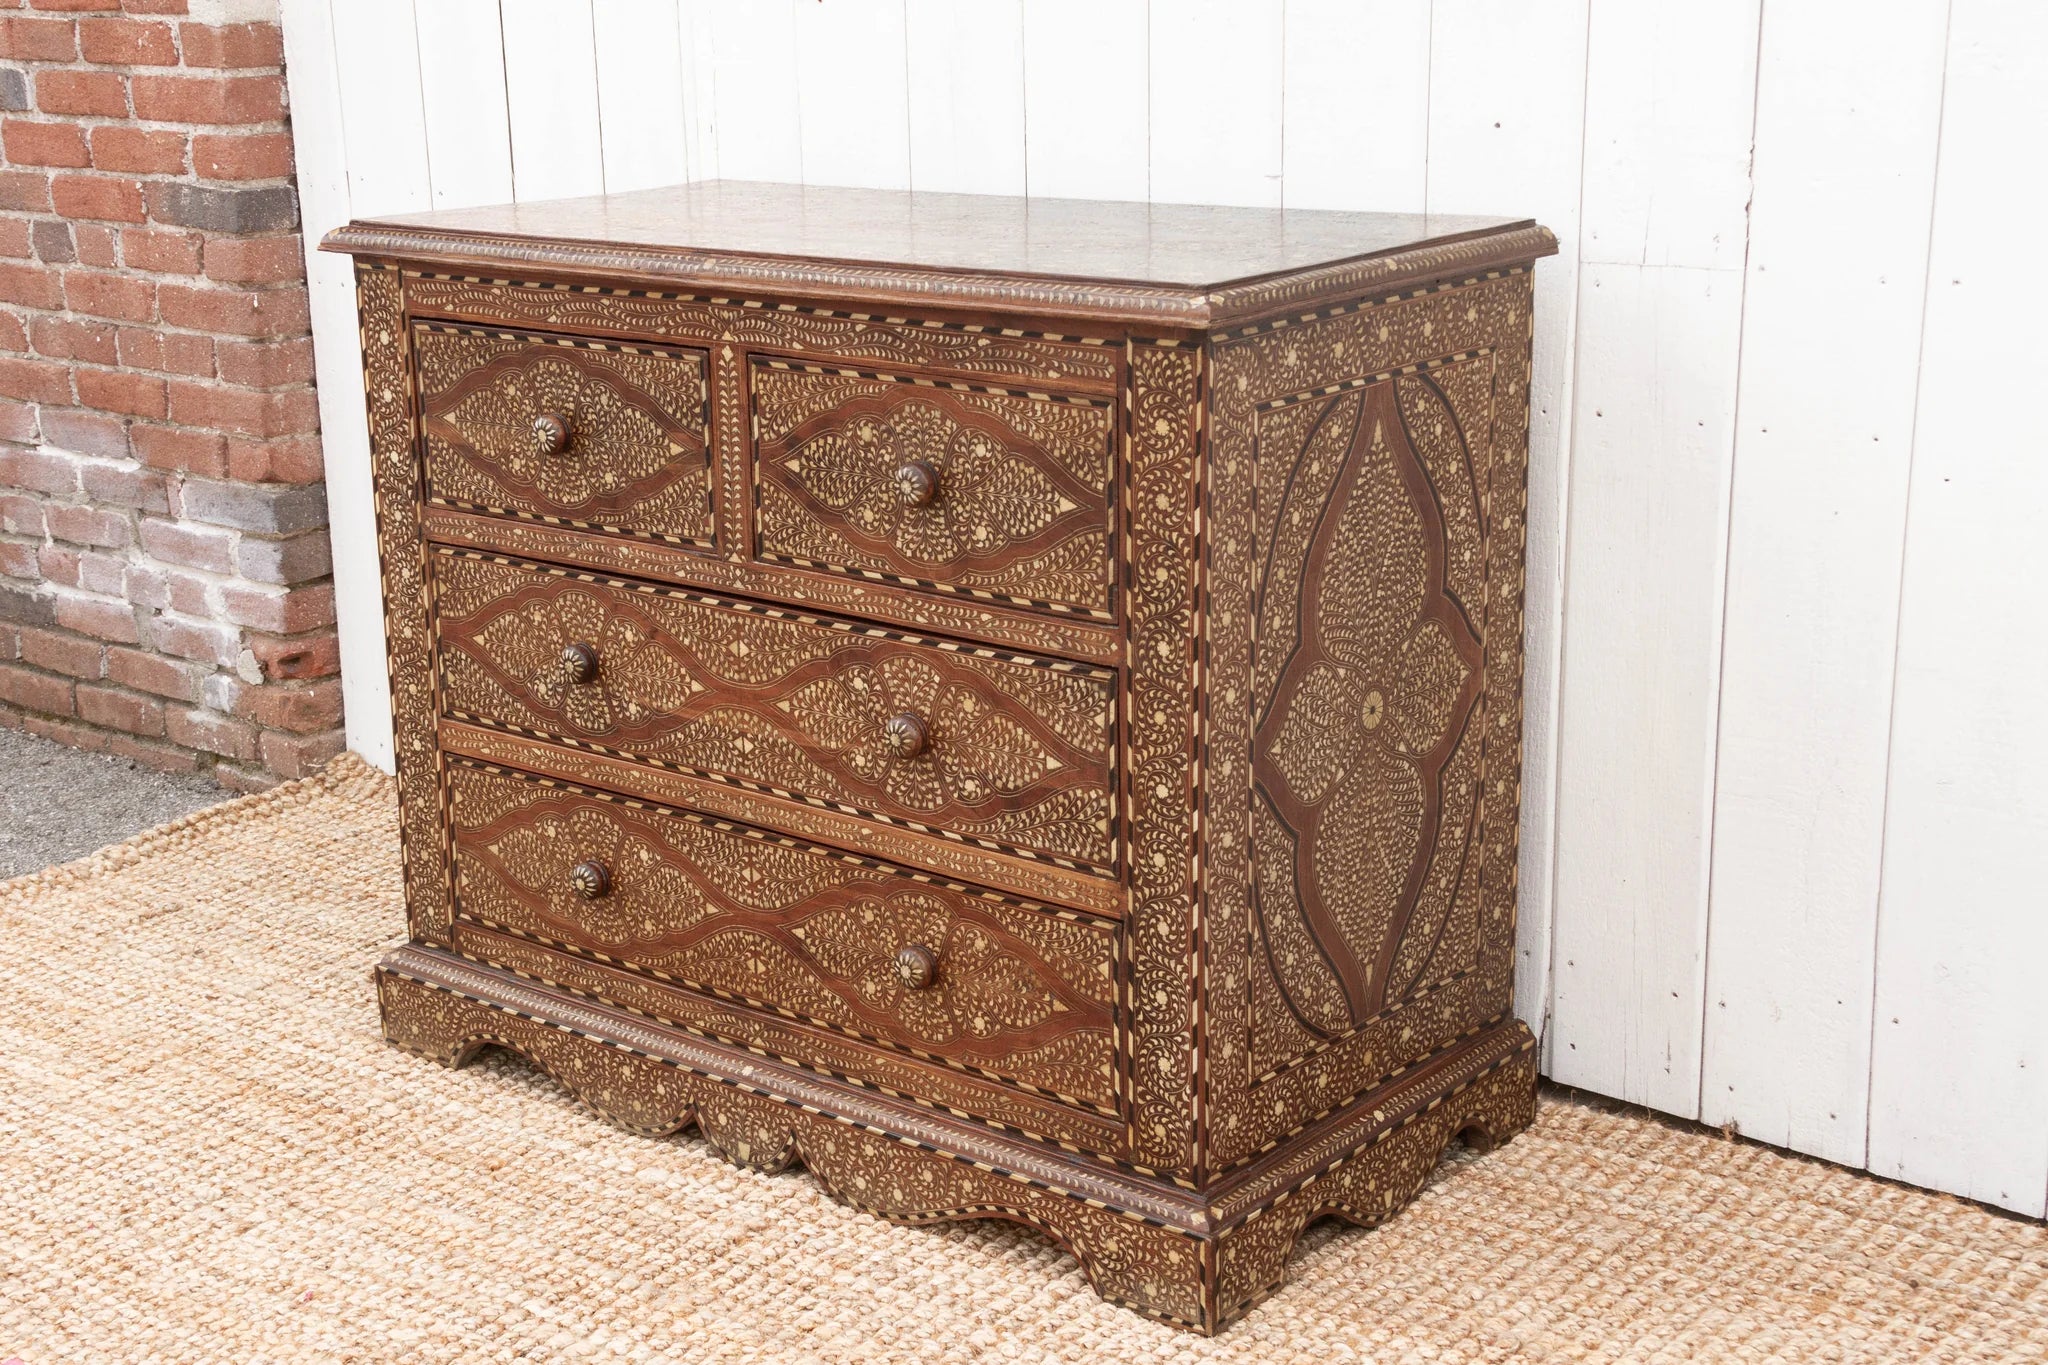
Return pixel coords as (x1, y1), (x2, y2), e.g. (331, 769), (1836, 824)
(0, 727), (228, 880)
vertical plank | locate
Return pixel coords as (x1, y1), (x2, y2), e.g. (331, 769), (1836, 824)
(1281, 0), (1428, 211)
(1022, 0), (1148, 201)
(275, 1), (349, 243)
(1700, 0), (1949, 1168)
(1150, 0), (1280, 206)
(594, 0), (691, 193)
(278, 0), (391, 769)
(905, 0), (1025, 196)
(677, 0), (720, 182)
(413, 0), (514, 209)
(1552, 268), (1746, 1113)
(1867, 0), (2048, 1218)
(701, 0), (801, 183)
(1548, 2), (1759, 1120)
(1576, 5), (1755, 273)
(329, 0), (430, 216)
(793, 0), (909, 191)
(500, 0), (606, 201)
(1423, 0), (1589, 1060)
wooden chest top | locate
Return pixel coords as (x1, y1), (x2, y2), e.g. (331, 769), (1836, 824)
(324, 178), (1550, 328)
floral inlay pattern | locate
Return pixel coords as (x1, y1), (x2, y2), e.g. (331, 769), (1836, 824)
(432, 551), (1118, 870)
(1252, 386), (1484, 1036)
(447, 764), (1118, 1106)
(753, 363), (1115, 616)
(467, 583), (706, 736)
(779, 651), (1072, 815)
(415, 324), (711, 542)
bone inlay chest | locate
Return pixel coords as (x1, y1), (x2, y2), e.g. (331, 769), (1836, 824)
(326, 181), (1555, 1334)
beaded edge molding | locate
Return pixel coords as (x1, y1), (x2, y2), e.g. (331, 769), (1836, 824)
(322, 223), (1558, 329)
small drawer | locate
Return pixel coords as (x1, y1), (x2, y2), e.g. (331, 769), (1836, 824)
(414, 322), (714, 546)
(750, 360), (1116, 620)
(430, 548), (1120, 874)
(446, 761), (1121, 1117)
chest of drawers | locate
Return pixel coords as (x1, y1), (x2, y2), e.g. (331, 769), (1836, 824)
(326, 181), (1554, 1334)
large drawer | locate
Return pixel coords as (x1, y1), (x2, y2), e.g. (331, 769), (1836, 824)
(414, 322), (714, 547)
(750, 360), (1117, 620)
(429, 548), (1120, 874)
(445, 760), (1121, 1118)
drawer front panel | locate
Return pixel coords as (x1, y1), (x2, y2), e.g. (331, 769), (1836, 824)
(455, 923), (1125, 1152)
(446, 761), (1121, 1117)
(431, 549), (1119, 873)
(415, 322), (713, 546)
(751, 361), (1116, 620)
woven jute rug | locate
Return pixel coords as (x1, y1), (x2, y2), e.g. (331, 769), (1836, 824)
(3, 756), (2044, 1363)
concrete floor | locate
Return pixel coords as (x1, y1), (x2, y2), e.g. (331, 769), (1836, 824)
(0, 727), (227, 880)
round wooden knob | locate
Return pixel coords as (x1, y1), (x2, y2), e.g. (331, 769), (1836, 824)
(533, 412), (572, 456)
(568, 859), (611, 900)
(894, 459), (940, 507)
(882, 712), (929, 759)
(560, 640), (600, 685)
(895, 943), (938, 990)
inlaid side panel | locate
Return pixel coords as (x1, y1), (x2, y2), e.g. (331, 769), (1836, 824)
(445, 761), (1121, 1116)
(430, 549), (1120, 873)
(751, 360), (1118, 619)
(1247, 375), (1487, 1072)
(413, 322), (713, 547)
(1206, 273), (1535, 1169)
(1122, 340), (1205, 1176)
(357, 262), (452, 945)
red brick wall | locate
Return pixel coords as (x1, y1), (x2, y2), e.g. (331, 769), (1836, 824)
(0, 0), (339, 790)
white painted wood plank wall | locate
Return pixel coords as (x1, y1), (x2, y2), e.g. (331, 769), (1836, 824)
(279, 0), (2048, 1217)
(1550, 0), (1756, 1118)
(1866, 0), (2048, 1215)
